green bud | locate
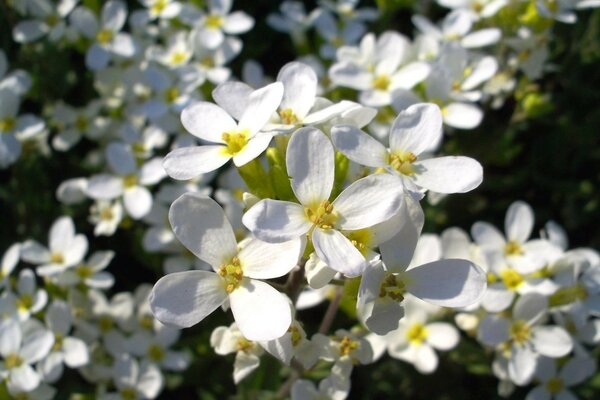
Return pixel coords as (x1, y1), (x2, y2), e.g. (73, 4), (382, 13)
(266, 147), (296, 201)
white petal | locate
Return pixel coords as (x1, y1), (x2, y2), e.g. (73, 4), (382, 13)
(102, 0), (127, 31)
(180, 102), (235, 143)
(85, 44), (110, 71)
(0, 319), (21, 356)
(330, 125), (388, 168)
(509, 344), (536, 385)
(561, 357), (596, 385)
(389, 103), (443, 156)
(20, 240), (50, 264)
(461, 28), (501, 48)
(239, 238), (303, 279)
(531, 326), (573, 358)
(163, 145), (230, 180)
(149, 270), (228, 328)
(426, 323), (459, 350)
(333, 174), (403, 230)
(137, 363), (163, 399)
(414, 345), (438, 374)
(223, 11), (254, 34)
(139, 158), (167, 186)
(233, 352), (260, 384)
(471, 221), (506, 249)
(63, 337), (89, 367)
(229, 279), (291, 341)
(212, 81), (253, 120)
(505, 201), (534, 243)
(412, 156), (483, 193)
(40, 352), (64, 383)
(124, 186), (152, 220)
(242, 200), (311, 243)
(287, 127), (334, 206)
(232, 132), (273, 167)
(20, 330), (54, 364)
(390, 62), (431, 90)
(312, 228), (369, 277)
(169, 193), (237, 267)
(9, 364), (40, 392)
(197, 27), (224, 49)
(277, 62), (318, 120)
(442, 103), (483, 129)
(481, 283), (515, 312)
(13, 20), (48, 43)
(109, 33), (136, 57)
(86, 174), (124, 199)
(513, 293), (547, 325)
(404, 259), (487, 307)
(238, 82), (283, 134)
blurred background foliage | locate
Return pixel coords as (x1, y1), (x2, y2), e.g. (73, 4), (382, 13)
(0, 0), (599, 398)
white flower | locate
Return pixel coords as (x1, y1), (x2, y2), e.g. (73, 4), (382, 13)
(332, 103), (483, 194)
(163, 81), (283, 179)
(243, 127), (404, 277)
(102, 354), (163, 400)
(21, 216), (88, 277)
(140, 0), (182, 21)
(1, 243), (21, 288)
(150, 194), (303, 341)
(291, 361), (352, 400)
(194, 0), (254, 49)
(12, 0), (78, 43)
(211, 323), (263, 383)
(0, 319), (54, 393)
(90, 200), (124, 236)
(39, 301), (90, 383)
(314, 9), (365, 59)
(2, 269), (48, 321)
(526, 356), (596, 400)
(129, 326), (190, 372)
(56, 251), (115, 289)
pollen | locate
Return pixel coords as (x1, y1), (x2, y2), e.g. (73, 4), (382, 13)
(288, 325), (302, 347)
(99, 316), (114, 332)
(123, 174), (138, 188)
(510, 320), (531, 344)
(372, 75), (391, 91)
(50, 252), (65, 264)
(16, 294), (33, 312)
(500, 268), (524, 291)
(218, 256), (244, 293)
(0, 117), (16, 133)
(379, 273), (406, 302)
(279, 108), (299, 125)
(164, 87), (180, 104)
(4, 353), (23, 369)
(100, 206), (114, 221)
(96, 29), (114, 45)
(221, 129), (249, 156)
(339, 336), (359, 356)
(205, 14), (224, 29)
(148, 344), (166, 361)
(76, 264), (94, 279)
(504, 240), (524, 256)
(52, 334), (64, 352)
(405, 323), (428, 345)
(305, 200), (338, 230)
(546, 377), (563, 394)
(151, 0), (169, 15)
(388, 150), (417, 176)
(169, 50), (188, 66)
(236, 337), (254, 352)
(346, 229), (372, 256)
(75, 115), (88, 131)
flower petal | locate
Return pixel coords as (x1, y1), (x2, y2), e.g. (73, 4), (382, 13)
(330, 125), (388, 168)
(312, 228), (369, 277)
(277, 62), (318, 120)
(163, 145), (230, 180)
(412, 156), (483, 194)
(239, 237), (304, 279)
(389, 103), (443, 156)
(426, 323), (459, 350)
(242, 200), (311, 243)
(505, 201), (534, 243)
(238, 82), (283, 134)
(180, 102), (235, 143)
(531, 326), (573, 358)
(149, 270), (227, 328)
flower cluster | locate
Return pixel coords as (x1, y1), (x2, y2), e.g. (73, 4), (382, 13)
(0, 0), (599, 398)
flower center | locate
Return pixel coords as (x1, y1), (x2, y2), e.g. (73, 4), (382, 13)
(46, 14), (60, 27)
(510, 320), (530, 344)
(123, 174), (138, 189)
(288, 325), (302, 347)
(339, 336), (359, 356)
(405, 323), (428, 345)
(0, 117), (16, 133)
(76, 265), (94, 279)
(500, 269), (524, 291)
(221, 130), (249, 156)
(75, 115), (88, 131)
(100, 206), (114, 221)
(372, 75), (391, 91)
(205, 14), (224, 29)
(148, 344), (165, 361)
(546, 377), (563, 394)
(151, 0), (169, 15)
(379, 273), (406, 302)
(164, 87), (180, 104)
(99, 316), (114, 333)
(346, 229), (372, 256)
(218, 257), (243, 293)
(169, 50), (188, 65)
(16, 294), (33, 311)
(52, 334), (64, 352)
(236, 337), (254, 352)
(5, 353), (23, 369)
(140, 315), (154, 330)
(305, 200), (338, 230)
(96, 29), (114, 45)
(50, 252), (65, 264)
(279, 108), (299, 125)
(504, 240), (524, 256)
(388, 151), (417, 176)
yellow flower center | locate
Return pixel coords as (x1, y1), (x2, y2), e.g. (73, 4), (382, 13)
(16, 294), (33, 312)
(205, 14), (224, 29)
(132, 142), (146, 156)
(148, 344), (165, 361)
(140, 315), (154, 330)
(76, 265), (94, 279)
(123, 174), (138, 189)
(346, 229), (372, 256)
(52, 334), (64, 352)
(388, 150), (417, 176)
(46, 14), (60, 27)
(75, 115), (88, 131)
(218, 256), (243, 293)
(5, 353), (23, 369)
(339, 336), (359, 356)
(50, 252), (65, 264)
(510, 320), (531, 345)
(305, 200), (338, 230)
(99, 316), (114, 333)
(0, 117), (16, 133)
(221, 129), (249, 156)
(236, 337), (254, 352)
(379, 273), (406, 302)
(504, 240), (524, 256)
(500, 268), (524, 291)
(100, 206), (114, 221)
(120, 388), (137, 400)
(200, 57), (215, 68)
(372, 75), (391, 91)
(151, 0), (169, 15)
(169, 50), (188, 66)
(288, 325), (302, 347)
(96, 29), (114, 45)
(164, 87), (180, 104)
(405, 323), (428, 345)
(546, 377), (563, 394)
(279, 108), (299, 125)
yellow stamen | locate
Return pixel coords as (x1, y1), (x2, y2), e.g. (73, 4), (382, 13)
(218, 256), (243, 293)
(305, 200), (338, 230)
(405, 323), (428, 345)
(221, 129), (249, 156)
(278, 108), (299, 125)
(379, 273), (406, 302)
(205, 14), (224, 29)
(96, 29), (114, 45)
(372, 75), (391, 91)
(510, 320), (530, 344)
(500, 269), (524, 291)
(388, 150), (417, 176)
